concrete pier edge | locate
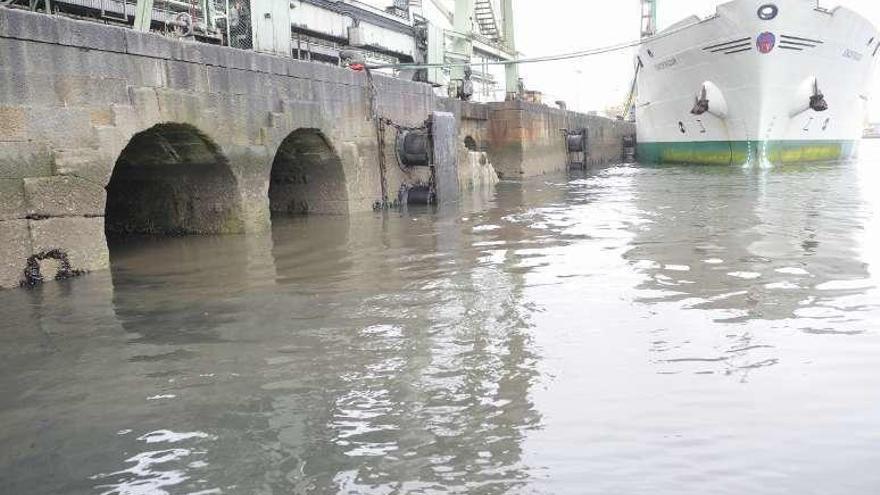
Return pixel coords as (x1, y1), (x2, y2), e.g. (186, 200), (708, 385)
(0, 8), (634, 288)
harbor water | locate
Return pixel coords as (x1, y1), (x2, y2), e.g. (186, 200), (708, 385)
(2, 143), (880, 494)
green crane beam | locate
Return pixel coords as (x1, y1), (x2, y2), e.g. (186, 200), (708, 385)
(501, 0), (519, 100)
(133, 0), (154, 32)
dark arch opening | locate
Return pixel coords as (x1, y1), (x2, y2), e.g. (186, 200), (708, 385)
(105, 123), (242, 236)
(464, 135), (478, 151)
(269, 129), (348, 215)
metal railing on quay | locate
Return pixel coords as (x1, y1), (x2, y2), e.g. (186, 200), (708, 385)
(0, 0), (252, 47)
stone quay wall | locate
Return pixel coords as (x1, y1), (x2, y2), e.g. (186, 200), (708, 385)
(0, 8), (634, 289)
(0, 8), (435, 288)
(487, 100), (635, 178)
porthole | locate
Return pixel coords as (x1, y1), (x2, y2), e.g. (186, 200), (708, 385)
(758, 4), (778, 21)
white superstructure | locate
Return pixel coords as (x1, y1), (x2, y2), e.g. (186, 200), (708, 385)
(636, 0), (878, 165)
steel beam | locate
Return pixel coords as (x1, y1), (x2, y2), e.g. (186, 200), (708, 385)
(133, 0), (154, 31)
(501, 0), (518, 99)
(451, 0), (474, 81)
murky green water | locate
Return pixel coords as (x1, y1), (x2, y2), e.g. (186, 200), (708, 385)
(3, 143), (880, 494)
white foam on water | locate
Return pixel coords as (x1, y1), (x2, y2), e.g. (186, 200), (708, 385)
(665, 264), (691, 272)
(632, 260), (662, 270)
(765, 282), (799, 290)
(706, 290), (750, 302)
(794, 306), (844, 319)
(816, 279), (874, 291)
(138, 430), (214, 444)
(727, 271), (761, 280)
(775, 267), (810, 276)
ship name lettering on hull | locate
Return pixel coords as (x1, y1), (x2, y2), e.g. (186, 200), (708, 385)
(654, 57), (678, 71)
(843, 49), (863, 61)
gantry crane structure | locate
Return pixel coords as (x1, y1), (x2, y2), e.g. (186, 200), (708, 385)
(624, 0), (657, 120)
(641, 0), (656, 38)
(449, 0), (518, 99)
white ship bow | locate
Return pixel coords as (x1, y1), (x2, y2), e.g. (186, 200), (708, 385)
(636, 0), (878, 165)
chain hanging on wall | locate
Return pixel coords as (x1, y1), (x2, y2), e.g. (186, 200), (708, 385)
(363, 68), (432, 211)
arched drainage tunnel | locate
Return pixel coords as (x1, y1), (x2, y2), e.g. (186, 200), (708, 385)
(269, 129), (349, 215)
(105, 123), (243, 236)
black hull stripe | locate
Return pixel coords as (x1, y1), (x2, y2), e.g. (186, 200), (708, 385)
(780, 40), (818, 48)
(703, 37), (751, 51)
(780, 34), (824, 44)
(711, 42), (751, 52)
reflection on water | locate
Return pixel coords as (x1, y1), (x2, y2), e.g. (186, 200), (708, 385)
(2, 144), (880, 494)
(625, 163), (873, 325)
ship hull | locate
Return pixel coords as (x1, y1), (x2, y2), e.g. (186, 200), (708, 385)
(637, 139), (859, 165)
(635, 0), (878, 166)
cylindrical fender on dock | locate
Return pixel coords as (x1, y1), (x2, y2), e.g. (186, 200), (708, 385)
(400, 184), (434, 205)
(566, 132), (587, 152)
(397, 129), (431, 167)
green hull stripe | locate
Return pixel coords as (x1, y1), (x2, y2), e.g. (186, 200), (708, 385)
(636, 140), (859, 165)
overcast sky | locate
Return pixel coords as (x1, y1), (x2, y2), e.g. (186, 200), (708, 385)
(513, 0), (880, 118)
